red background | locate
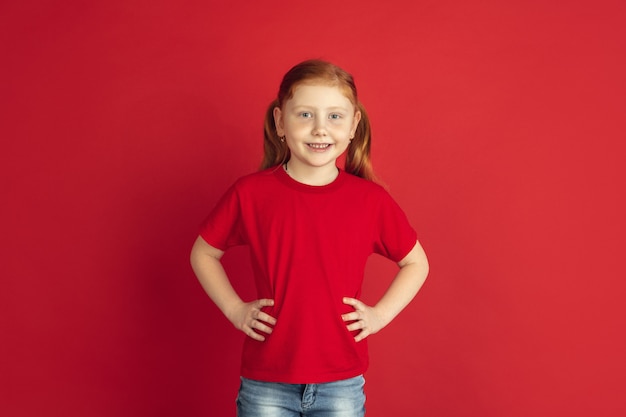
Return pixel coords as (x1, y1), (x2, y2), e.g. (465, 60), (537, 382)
(2, 0), (625, 416)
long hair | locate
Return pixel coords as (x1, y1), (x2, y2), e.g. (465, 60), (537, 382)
(261, 60), (375, 181)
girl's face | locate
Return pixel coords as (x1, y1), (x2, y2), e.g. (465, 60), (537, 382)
(274, 83), (361, 175)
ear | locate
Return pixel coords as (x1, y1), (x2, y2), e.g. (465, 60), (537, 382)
(273, 107), (284, 137)
(351, 110), (362, 137)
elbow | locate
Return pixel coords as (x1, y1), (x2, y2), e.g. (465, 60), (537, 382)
(419, 250), (430, 281)
(190, 243), (202, 272)
(189, 236), (206, 270)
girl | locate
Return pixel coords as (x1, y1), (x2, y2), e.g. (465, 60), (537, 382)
(190, 59), (429, 417)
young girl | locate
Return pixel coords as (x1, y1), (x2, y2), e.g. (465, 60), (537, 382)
(190, 59), (429, 417)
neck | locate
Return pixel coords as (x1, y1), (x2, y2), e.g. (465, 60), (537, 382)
(284, 161), (339, 186)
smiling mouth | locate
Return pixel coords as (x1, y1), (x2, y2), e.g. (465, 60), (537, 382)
(307, 143), (331, 149)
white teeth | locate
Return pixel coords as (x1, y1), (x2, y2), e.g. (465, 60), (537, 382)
(308, 143), (330, 149)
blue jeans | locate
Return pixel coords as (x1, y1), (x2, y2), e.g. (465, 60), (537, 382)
(236, 375), (366, 417)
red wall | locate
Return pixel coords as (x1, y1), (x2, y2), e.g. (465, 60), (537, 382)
(2, 1), (625, 416)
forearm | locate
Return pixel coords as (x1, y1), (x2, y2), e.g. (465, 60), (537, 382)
(190, 237), (244, 322)
(190, 236), (277, 341)
(374, 259), (428, 326)
(342, 241), (429, 342)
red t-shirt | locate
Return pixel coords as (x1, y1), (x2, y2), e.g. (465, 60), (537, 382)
(199, 167), (417, 383)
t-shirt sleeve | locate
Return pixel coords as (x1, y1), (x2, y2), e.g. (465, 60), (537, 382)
(373, 190), (418, 262)
(198, 183), (246, 250)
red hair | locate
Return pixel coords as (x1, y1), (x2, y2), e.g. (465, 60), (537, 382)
(261, 60), (376, 181)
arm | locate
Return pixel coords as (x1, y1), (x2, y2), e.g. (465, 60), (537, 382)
(190, 236), (276, 341)
(342, 240), (429, 342)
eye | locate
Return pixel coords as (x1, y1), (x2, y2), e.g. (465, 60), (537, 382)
(300, 112), (313, 118)
(329, 113), (342, 120)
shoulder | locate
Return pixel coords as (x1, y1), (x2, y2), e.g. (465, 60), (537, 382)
(231, 167), (281, 190)
(341, 172), (411, 216)
(341, 171), (392, 199)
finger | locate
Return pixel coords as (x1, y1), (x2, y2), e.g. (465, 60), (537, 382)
(256, 299), (275, 307)
(342, 297), (360, 307)
(257, 311), (277, 325)
(346, 320), (365, 332)
(251, 319), (273, 335)
(245, 326), (266, 342)
(341, 311), (360, 322)
(354, 329), (369, 343)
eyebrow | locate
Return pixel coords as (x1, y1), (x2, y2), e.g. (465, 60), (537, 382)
(291, 105), (351, 112)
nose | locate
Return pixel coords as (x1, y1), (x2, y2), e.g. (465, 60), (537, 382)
(312, 118), (327, 136)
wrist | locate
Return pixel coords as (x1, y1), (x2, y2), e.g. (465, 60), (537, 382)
(373, 303), (396, 328)
(222, 298), (245, 325)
